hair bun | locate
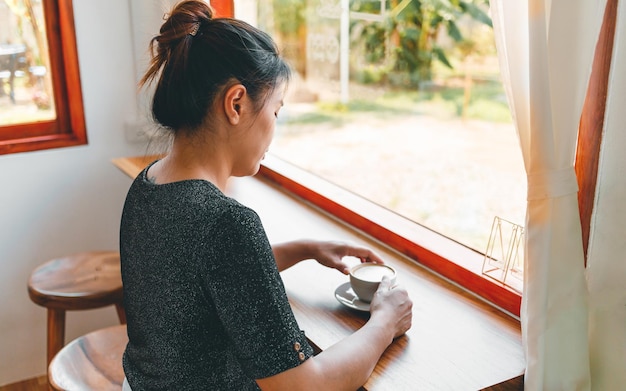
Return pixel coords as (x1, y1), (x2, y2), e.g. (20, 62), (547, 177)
(175, 0), (214, 20)
(163, 1), (214, 37)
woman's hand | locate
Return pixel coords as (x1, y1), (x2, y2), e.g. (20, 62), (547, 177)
(369, 276), (413, 339)
(310, 240), (384, 275)
(261, 246), (411, 391)
(272, 239), (384, 273)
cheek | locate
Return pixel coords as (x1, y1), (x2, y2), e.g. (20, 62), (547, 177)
(269, 121), (276, 139)
(264, 114), (276, 139)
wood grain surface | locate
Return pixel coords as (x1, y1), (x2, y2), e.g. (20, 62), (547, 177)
(48, 325), (127, 391)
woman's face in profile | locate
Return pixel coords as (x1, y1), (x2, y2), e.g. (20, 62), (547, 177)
(232, 83), (286, 177)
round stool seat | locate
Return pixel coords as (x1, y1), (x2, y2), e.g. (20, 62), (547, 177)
(27, 251), (126, 368)
(28, 251), (123, 310)
(49, 324), (127, 391)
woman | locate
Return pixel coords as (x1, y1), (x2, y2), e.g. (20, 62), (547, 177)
(120, 1), (413, 390)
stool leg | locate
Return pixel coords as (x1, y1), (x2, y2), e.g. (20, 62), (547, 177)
(47, 309), (65, 391)
(47, 309), (65, 366)
(115, 302), (127, 324)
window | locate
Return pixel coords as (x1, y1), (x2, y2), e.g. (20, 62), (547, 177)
(0, 0), (86, 155)
(225, 0), (617, 316)
(243, 0), (525, 314)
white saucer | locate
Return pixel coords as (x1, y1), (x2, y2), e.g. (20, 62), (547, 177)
(334, 282), (370, 312)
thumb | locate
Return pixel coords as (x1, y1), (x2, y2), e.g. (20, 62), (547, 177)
(378, 275), (392, 292)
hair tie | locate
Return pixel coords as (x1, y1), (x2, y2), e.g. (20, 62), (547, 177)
(189, 22), (200, 37)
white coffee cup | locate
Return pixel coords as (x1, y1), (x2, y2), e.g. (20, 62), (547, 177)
(349, 263), (397, 303)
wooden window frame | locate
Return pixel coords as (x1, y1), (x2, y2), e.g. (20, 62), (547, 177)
(576, 0), (617, 264)
(0, 0), (86, 155)
(257, 156), (523, 316)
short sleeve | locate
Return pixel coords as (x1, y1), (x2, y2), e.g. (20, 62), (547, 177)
(202, 204), (314, 379)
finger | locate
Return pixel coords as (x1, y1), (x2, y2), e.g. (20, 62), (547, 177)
(350, 247), (385, 264)
(378, 275), (392, 291)
(361, 256), (384, 265)
(344, 244), (385, 263)
(322, 255), (350, 275)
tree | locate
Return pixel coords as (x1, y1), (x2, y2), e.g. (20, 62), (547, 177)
(352, 0), (492, 88)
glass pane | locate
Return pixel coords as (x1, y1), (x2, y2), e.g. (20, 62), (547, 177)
(250, 0), (526, 257)
(0, 0), (56, 126)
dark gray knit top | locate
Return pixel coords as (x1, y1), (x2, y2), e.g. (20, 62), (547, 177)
(120, 162), (313, 390)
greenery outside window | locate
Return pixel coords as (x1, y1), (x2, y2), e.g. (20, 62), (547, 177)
(0, 0), (86, 155)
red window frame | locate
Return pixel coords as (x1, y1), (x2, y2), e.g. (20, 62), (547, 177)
(258, 156), (523, 316)
(0, 0), (86, 155)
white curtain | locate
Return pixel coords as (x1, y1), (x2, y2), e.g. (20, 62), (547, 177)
(491, 0), (607, 389)
(586, 1), (626, 389)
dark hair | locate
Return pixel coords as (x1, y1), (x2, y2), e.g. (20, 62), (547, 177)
(140, 0), (291, 132)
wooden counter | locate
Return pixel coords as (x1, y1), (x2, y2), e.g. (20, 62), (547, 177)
(112, 155), (525, 390)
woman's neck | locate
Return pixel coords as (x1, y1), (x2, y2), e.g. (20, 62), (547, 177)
(149, 133), (231, 191)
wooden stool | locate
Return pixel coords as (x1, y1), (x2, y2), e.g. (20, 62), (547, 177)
(48, 324), (127, 391)
(27, 251), (126, 367)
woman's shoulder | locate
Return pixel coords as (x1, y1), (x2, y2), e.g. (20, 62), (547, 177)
(217, 197), (262, 226)
(171, 181), (261, 227)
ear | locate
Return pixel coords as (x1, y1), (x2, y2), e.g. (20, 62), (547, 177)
(223, 84), (247, 125)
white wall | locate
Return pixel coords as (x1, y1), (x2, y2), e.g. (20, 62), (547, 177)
(0, 0), (151, 385)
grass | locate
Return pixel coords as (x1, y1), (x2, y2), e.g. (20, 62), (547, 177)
(285, 79), (512, 126)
